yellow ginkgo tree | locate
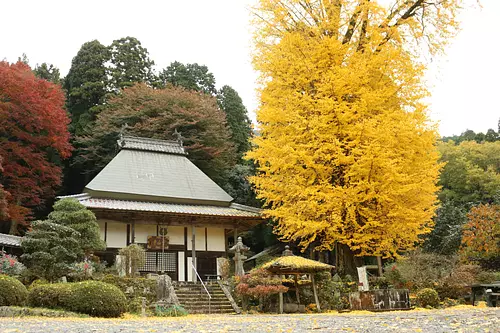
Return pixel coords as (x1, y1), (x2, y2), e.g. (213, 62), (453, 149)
(248, 0), (468, 274)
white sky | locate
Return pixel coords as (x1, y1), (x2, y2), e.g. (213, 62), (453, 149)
(1, 0), (498, 137)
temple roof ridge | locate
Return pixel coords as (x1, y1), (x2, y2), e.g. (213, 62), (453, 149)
(118, 135), (187, 155)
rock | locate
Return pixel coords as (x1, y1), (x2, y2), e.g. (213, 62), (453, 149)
(156, 274), (179, 305)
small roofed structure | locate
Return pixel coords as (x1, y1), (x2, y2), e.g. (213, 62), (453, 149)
(0, 233), (22, 256)
(262, 246), (334, 313)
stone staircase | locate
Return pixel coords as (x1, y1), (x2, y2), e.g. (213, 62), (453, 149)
(174, 282), (235, 314)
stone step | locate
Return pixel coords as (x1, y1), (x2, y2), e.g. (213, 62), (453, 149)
(180, 301), (231, 306)
(187, 309), (234, 313)
(177, 297), (231, 304)
(174, 282), (235, 314)
(183, 305), (234, 311)
(177, 291), (224, 294)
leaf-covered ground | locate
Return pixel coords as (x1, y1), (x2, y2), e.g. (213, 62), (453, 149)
(0, 307), (498, 332)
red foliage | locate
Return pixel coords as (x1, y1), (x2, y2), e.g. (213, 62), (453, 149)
(0, 61), (72, 230)
(235, 268), (288, 297)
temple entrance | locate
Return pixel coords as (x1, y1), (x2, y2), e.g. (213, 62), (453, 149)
(197, 257), (217, 280)
(140, 251), (178, 280)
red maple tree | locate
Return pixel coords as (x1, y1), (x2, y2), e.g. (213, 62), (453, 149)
(0, 61), (72, 232)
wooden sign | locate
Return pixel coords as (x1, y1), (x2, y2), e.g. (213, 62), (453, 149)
(147, 236), (169, 250)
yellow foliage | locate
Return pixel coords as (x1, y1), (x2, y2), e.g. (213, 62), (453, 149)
(248, 0), (467, 257)
(262, 255), (332, 273)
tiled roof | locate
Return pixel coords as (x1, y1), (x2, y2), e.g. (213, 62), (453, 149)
(118, 135), (187, 155)
(0, 233), (22, 248)
(62, 195), (261, 218)
(85, 148), (233, 205)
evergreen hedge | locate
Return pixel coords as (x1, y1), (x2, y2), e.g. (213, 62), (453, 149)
(28, 281), (127, 317)
(0, 275), (28, 306)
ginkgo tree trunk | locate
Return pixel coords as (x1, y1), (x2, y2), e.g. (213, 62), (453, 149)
(248, 0), (468, 276)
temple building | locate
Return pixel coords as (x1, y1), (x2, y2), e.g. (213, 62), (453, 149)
(64, 135), (263, 281)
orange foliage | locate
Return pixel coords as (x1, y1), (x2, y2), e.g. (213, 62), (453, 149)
(460, 204), (500, 260)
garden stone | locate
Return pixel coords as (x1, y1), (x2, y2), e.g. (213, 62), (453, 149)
(156, 274), (179, 306)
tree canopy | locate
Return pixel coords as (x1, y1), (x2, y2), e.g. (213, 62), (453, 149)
(109, 36), (156, 90)
(21, 219), (82, 281)
(75, 83), (236, 183)
(217, 85), (253, 159)
(460, 204), (500, 262)
(33, 63), (61, 84)
(247, 0), (464, 263)
(64, 40), (110, 136)
(0, 61), (72, 233)
(438, 140), (500, 206)
(159, 61), (216, 95)
(47, 198), (105, 255)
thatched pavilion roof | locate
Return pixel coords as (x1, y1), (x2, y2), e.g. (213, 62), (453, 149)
(262, 255), (333, 274)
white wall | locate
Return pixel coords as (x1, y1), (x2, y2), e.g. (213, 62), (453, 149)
(106, 221), (127, 248)
(178, 252), (185, 281)
(134, 224), (157, 243)
(187, 257), (193, 282)
(207, 228), (225, 251)
(187, 227), (206, 251)
(168, 226), (184, 245)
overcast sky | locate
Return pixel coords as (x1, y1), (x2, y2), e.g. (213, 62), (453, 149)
(1, 0), (498, 137)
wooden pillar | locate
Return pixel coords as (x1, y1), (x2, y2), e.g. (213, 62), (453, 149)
(279, 274), (284, 314)
(294, 274), (300, 304)
(311, 274), (321, 312)
(192, 225), (196, 283)
(377, 256), (383, 276)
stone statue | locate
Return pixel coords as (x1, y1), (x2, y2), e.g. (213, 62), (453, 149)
(229, 236), (249, 276)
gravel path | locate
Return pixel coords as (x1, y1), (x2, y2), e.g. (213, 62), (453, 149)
(0, 307), (498, 332)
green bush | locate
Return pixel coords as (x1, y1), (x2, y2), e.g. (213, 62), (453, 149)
(63, 281), (127, 318)
(155, 304), (188, 317)
(27, 281), (127, 318)
(100, 274), (156, 302)
(0, 275), (28, 306)
(476, 271), (499, 284)
(28, 283), (72, 308)
(416, 288), (440, 308)
(128, 297), (144, 314)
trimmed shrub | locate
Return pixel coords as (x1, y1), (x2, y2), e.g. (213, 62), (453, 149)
(416, 288), (440, 308)
(0, 275), (28, 306)
(63, 281), (127, 318)
(28, 283), (72, 309)
(27, 281), (127, 318)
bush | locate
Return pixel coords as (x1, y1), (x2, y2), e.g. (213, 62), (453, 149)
(416, 288), (440, 308)
(0, 275), (28, 306)
(100, 274), (156, 305)
(0, 252), (26, 277)
(476, 271), (499, 284)
(27, 281), (127, 318)
(63, 281), (127, 318)
(435, 264), (479, 300)
(28, 283), (72, 308)
(155, 304), (188, 317)
(384, 251), (457, 291)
